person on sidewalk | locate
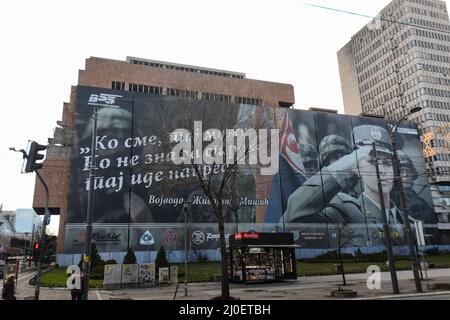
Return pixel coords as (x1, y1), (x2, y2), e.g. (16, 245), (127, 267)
(2, 275), (17, 300)
(69, 270), (84, 300)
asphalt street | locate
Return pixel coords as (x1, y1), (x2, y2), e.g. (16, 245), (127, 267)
(3, 267), (450, 300)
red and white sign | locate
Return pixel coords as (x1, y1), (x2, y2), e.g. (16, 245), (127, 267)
(234, 232), (260, 240)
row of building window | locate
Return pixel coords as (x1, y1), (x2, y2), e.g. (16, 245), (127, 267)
(434, 167), (450, 176)
(413, 27), (450, 42)
(406, 16), (450, 32)
(426, 137), (450, 148)
(167, 88), (198, 99)
(407, 0), (448, 11)
(360, 63), (419, 105)
(420, 86), (450, 98)
(235, 96), (263, 106)
(354, 13), (450, 72)
(363, 83), (450, 114)
(360, 34), (450, 87)
(432, 197), (450, 207)
(430, 184), (450, 192)
(418, 62), (450, 75)
(413, 51), (450, 64)
(361, 60), (450, 105)
(111, 81), (262, 106)
(112, 81), (125, 90)
(421, 99), (450, 110)
(128, 83), (162, 95)
(128, 59), (244, 79)
(201, 92), (232, 103)
(409, 5), (449, 20)
(409, 38), (450, 54)
(354, 24), (406, 62)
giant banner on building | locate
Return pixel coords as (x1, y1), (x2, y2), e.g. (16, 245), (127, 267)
(65, 86), (439, 253)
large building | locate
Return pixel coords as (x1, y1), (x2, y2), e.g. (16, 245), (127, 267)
(337, 0), (450, 233)
(32, 56), (295, 255)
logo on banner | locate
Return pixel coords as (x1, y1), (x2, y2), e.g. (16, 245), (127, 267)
(140, 230), (155, 245)
(192, 231), (205, 245)
(93, 232), (122, 242)
(88, 93), (122, 108)
(163, 229), (178, 246)
(370, 127), (382, 141)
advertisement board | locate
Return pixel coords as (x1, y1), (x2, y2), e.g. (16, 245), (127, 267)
(65, 86), (439, 253)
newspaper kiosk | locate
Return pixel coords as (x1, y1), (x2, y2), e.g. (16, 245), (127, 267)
(227, 232), (298, 283)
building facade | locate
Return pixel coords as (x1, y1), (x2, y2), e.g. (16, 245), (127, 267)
(32, 56), (295, 254)
(337, 0), (450, 236)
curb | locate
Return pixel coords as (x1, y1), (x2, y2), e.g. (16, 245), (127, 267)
(350, 291), (450, 300)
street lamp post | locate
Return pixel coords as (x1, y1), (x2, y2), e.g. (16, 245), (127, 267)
(82, 105), (98, 300)
(372, 143), (400, 294)
(183, 202), (189, 297)
(389, 106), (423, 293)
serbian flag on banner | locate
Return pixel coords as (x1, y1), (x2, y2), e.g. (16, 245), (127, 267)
(265, 112), (307, 223)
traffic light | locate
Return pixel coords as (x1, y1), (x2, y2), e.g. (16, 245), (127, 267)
(32, 242), (40, 262)
(25, 141), (47, 173)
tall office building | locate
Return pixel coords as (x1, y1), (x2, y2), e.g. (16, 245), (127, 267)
(32, 56), (295, 253)
(337, 0), (450, 233)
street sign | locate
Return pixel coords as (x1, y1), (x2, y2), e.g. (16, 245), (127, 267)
(46, 210), (51, 225)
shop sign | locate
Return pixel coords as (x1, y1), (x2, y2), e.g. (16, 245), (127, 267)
(235, 232), (260, 240)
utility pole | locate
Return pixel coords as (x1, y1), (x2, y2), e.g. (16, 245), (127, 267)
(372, 143), (399, 294)
(183, 202), (189, 297)
(82, 106), (98, 300)
(389, 106), (423, 293)
(34, 172), (50, 300)
(9, 144), (48, 300)
(391, 134), (423, 292)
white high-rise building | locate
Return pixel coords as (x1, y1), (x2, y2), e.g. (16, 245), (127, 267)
(337, 0), (450, 239)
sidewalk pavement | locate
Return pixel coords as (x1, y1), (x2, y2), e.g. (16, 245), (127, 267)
(7, 268), (450, 300)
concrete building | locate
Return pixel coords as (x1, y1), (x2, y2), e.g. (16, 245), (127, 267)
(337, 0), (450, 235)
(32, 56), (295, 254)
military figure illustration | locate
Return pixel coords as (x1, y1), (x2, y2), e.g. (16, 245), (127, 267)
(282, 124), (412, 246)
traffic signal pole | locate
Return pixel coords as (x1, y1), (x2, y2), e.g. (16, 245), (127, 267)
(34, 171), (50, 300)
(9, 142), (49, 300)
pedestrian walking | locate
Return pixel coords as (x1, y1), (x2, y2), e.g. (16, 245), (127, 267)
(2, 275), (17, 300)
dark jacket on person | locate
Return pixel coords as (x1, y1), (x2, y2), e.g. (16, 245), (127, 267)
(2, 283), (16, 300)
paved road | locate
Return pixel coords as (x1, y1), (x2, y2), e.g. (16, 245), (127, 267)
(3, 267), (450, 300)
(383, 293), (450, 300)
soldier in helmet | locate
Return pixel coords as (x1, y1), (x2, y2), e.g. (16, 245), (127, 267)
(282, 124), (406, 246)
(390, 150), (435, 223)
(299, 142), (319, 176)
(319, 134), (353, 167)
(319, 134), (360, 198)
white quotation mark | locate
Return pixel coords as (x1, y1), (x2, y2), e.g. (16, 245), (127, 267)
(66, 265), (81, 289)
(366, 265), (381, 290)
(79, 147), (90, 155)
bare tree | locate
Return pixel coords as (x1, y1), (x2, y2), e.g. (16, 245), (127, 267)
(173, 98), (266, 299)
(335, 222), (354, 286)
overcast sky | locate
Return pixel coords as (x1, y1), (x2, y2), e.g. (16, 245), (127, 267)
(1, 0), (449, 234)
